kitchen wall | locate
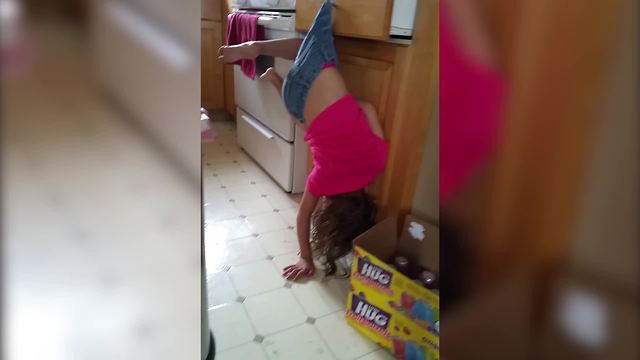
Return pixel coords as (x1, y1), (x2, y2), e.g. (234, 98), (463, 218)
(570, 0), (638, 294)
(411, 90), (439, 225)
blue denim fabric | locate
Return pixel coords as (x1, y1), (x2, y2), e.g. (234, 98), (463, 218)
(282, 0), (339, 121)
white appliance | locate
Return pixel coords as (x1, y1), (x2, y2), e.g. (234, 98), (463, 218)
(390, 0), (418, 38)
(232, 8), (308, 193)
(233, 0), (419, 39)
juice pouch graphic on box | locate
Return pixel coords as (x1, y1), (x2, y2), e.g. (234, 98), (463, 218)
(391, 311), (440, 359)
(391, 336), (439, 360)
(391, 281), (440, 335)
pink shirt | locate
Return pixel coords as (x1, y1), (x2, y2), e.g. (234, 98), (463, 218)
(304, 94), (388, 197)
(440, 6), (506, 204)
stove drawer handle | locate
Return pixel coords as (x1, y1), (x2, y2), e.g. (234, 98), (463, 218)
(242, 114), (275, 140)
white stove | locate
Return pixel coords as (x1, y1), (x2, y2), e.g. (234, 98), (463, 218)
(232, 4), (307, 194)
(232, 0), (296, 11)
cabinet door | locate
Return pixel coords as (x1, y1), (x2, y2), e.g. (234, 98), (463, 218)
(202, 0), (221, 21)
(201, 20), (224, 109)
(340, 54), (393, 199)
(296, 0), (394, 40)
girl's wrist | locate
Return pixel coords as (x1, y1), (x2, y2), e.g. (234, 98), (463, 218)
(299, 251), (313, 261)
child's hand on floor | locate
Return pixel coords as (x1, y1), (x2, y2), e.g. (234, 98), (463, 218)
(282, 257), (315, 281)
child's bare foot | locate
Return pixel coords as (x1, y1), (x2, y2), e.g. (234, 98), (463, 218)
(217, 42), (259, 64)
(259, 67), (280, 82)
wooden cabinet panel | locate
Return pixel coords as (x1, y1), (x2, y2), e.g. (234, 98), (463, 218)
(201, 20), (224, 109)
(296, 0), (393, 40)
(338, 55), (392, 127)
(202, 0), (221, 21)
(316, 42), (398, 201)
(221, 0), (236, 116)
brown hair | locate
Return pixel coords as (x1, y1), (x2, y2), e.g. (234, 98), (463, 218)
(310, 189), (377, 276)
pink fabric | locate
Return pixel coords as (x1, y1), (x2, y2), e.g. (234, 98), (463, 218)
(201, 109), (216, 143)
(304, 94), (388, 197)
(440, 6), (506, 205)
(321, 62), (335, 70)
(225, 13), (264, 79)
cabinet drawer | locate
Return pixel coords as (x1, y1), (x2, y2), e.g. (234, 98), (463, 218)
(296, 0), (393, 40)
(237, 109), (294, 191)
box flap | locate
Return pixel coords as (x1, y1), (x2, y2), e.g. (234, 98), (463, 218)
(396, 215), (439, 271)
(353, 217), (398, 262)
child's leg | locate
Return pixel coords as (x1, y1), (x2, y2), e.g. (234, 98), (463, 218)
(260, 67), (305, 125)
(218, 38), (303, 63)
(259, 67), (284, 97)
(281, 0), (350, 122)
(255, 38), (304, 60)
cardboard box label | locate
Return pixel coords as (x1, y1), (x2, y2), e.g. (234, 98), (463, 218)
(353, 255), (394, 295)
(347, 294), (392, 338)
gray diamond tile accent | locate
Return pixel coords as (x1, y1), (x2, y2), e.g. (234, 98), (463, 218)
(305, 317), (316, 325)
(261, 194), (267, 198)
(266, 255), (274, 260)
(236, 296), (246, 303)
(253, 335), (265, 343)
(273, 209), (280, 213)
(284, 282), (293, 289)
(287, 226), (295, 230)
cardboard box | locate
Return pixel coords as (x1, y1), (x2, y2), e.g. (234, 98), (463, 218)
(345, 216), (440, 360)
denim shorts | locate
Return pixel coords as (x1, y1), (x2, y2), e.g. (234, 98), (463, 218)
(282, 0), (339, 121)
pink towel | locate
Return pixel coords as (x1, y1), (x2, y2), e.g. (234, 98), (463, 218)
(225, 13), (264, 79)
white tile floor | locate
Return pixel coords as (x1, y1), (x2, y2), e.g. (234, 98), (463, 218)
(204, 120), (396, 360)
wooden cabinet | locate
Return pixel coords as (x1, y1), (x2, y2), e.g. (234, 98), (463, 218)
(201, 20), (224, 110)
(296, 0), (393, 40)
(200, 0), (235, 114)
(202, 0), (222, 21)
(221, 0), (236, 117)
(332, 39), (397, 201)
(317, 0), (437, 220)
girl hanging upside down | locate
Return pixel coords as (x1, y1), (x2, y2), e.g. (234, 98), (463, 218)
(218, 1), (388, 281)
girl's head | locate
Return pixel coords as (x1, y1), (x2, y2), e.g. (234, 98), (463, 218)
(311, 188), (377, 275)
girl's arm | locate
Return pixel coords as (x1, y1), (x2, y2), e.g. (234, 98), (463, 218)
(282, 189), (319, 280)
(260, 68), (305, 127)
